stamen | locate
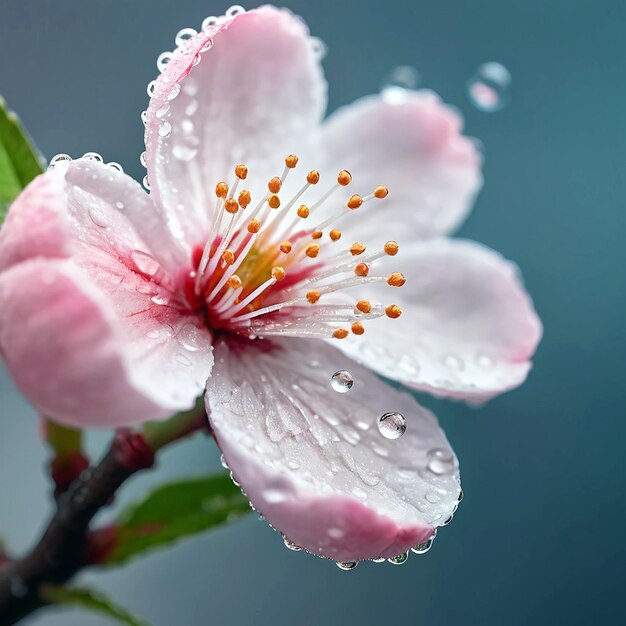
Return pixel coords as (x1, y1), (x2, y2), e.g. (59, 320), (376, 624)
(350, 242), (366, 256)
(385, 304), (402, 318)
(279, 241), (293, 254)
(354, 262), (369, 277)
(356, 300), (372, 313)
(305, 244), (320, 258)
(306, 290), (321, 303)
(387, 273), (406, 287)
(333, 328), (349, 339)
(329, 229), (342, 241)
(351, 322), (365, 335)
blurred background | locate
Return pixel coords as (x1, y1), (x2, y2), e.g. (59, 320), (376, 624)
(1, 0), (625, 624)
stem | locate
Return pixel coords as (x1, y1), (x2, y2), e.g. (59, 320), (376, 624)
(0, 407), (209, 625)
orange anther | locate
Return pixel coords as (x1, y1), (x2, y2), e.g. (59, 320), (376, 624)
(333, 328), (349, 339)
(285, 154), (299, 168)
(238, 190), (251, 208)
(374, 185), (389, 199)
(349, 242), (366, 256)
(354, 262), (369, 277)
(247, 219), (261, 233)
(297, 204), (310, 218)
(387, 272), (406, 287)
(385, 304), (402, 319)
(329, 229), (342, 241)
(268, 194), (281, 209)
(351, 322), (365, 335)
(347, 194), (363, 210)
(215, 182), (228, 198)
(221, 250), (235, 265)
(279, 241), (293, 254)
(337, 170), (352, 186)
(356, 300), (371, 314)
(235, 164), (248, 180)
(227, 275), (242, 289)
(305, 244), (320, 258)
(311, 230), (323, 240)
(271, 266), (286, 281)
(306, 290), (321, 303)
(224, 198), (239, 214)
(268, 177), (282, 194)
(307, 170), (320, 184)
(384, 241), (399, 256)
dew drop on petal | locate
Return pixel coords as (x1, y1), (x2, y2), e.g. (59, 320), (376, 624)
(141, 111), (148, 126)
(157, 51), (173, 72)
(378, 412), (406, 439)
(147, 81), (157, 98)
(387, 552), (409, 565)
(443, 354), (464, 370)
(330, 370), (353, 393)
(310, 36), (327, 60)
(411, 535), (435, 554)
(467, 62), (511, 112)
(131, 250), (159, 277)
(167, 83), (181, 101)
(115, 201), (124, 210)
(156, 103), (170, 119)
(48, 153), (72, 169)
(476, 353), (494, 368)
(107, 162), (123, 173)
(82, 152), (103, 162)
(283, 536), (302, 551)
(202, 16), (217, 31)
(159, 122), (172, 138)
(372, 557), (386, 563)
(336, 561), (358, 571)
(175, 27), (198, 48)
(426, 448), (457, 475)
(226, 5), (246, 18)
(172, 144), (198, 161)
(142, 175), (151, 190)
(140, 151), (147, 167)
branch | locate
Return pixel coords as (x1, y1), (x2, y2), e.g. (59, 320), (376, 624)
(0, 408), (209, 625)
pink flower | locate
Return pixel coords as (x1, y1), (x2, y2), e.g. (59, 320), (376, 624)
(0, 6), (541, 564)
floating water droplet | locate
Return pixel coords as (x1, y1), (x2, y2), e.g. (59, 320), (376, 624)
(157, 51), (173, 72)
(159, 122), (172, 138)
(175, 27), (198, 48)
(331, 370), (353, 393)
(283, 536), (301, 551)
(467, 62), (511, 112)
(131, 250), (159, 277)
(48, 153), (72, 169)
(378, 412), (406, 439)
(202, 16), (218, 31)
(336, 561), (357, 571)
(381, 65), (421, 104)
(226, 5), (246, 18)
(426, 448), (457, 475)
(412, 535), (435, 554)
(82, 152), (103, 162)
(147, 81), (157, 98)
(388, 552), (409, 565)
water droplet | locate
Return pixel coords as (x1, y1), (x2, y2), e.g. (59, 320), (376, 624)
(283, 536), (301, 551)
(443, 354), (464, 370)
(107, 162), (123, 173)
(442, 515), (453, 526)
(202, 16), (218, 31)
(48, 153), (72, 169)
(200, 39), (214, 53)
(174, 353), (192, 367)
(175, 27), (198, 48)
(261, 488), (287, 504)
(150, 294), (168, 305)
(142, 175), (151, 190)
(286, 459), (300, 470)
(131, 250), (159, 277)
(140, 151), (147, 167)
(467, 62), (511, 112)
(141, 110), (148, 126)
(156, 103), (170, 119)
(173, 144), (198, 161)
(157, 51), (173, 72)
(88, 206), (109, 228)
(115, 201), (124, 210)
(458, 489), (464, 502)
(147, 81), (157, 98)
(411, 537), (434, 554)
(381, 65), (421, 104)
(167, 83), (181, 101)
(372, 557), (386, 563)
(426, 448), (457, 475)
(378, 412), (406, 439)
(388, 552), (409, 565)
(336, 561), (357, 571)
(226, 5), (246, 18)
(310, 37), (327, 60)
(220, 454), (229, 469)
(177, 324), (207, 352)
(82, 152), (103, 162)
(330, 370), (353, 393)
(159, 122), (172, 138)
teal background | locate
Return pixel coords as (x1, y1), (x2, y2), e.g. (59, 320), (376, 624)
(1, 1), (625, 624)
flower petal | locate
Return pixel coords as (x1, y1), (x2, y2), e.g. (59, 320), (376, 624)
(206, 336), (460, 563)
(318, 91), (482, 244)
(0, 167), (213, 427)
(144, 6), (327, 249)
(0, 258), (212, 427)
(336, 239), (542, 402)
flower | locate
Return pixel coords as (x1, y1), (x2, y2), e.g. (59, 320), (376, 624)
(0, 6), (541, 563)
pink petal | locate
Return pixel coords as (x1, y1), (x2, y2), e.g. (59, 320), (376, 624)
(336, 239), (542, 402)
(206, 336), (461, 563)
(0, 258), (211, 427)
(143, 6), (327, 249)
(318, 91), (482, 244)
(0, 166), (213, 427)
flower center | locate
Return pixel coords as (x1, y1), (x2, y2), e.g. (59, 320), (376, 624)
(182, 155), (405, 340)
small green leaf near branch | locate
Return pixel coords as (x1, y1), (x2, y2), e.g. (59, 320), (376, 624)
(40, 584), (149, 626)
(92, 474), (251, 567)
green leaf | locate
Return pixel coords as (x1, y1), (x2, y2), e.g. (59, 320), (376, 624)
(0, 96), (44, 224)
(41, 584), (149, 626)
(102, 474), (250, 566)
